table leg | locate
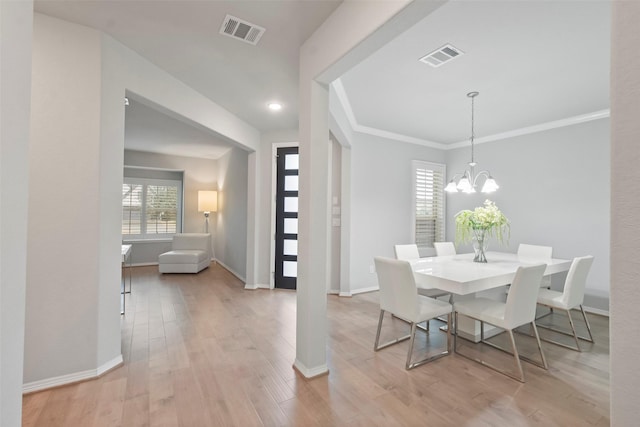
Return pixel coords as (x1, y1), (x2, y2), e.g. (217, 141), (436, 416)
(121, 262), (125, 315)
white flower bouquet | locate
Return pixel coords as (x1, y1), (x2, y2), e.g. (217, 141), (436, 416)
(455, 200), (510, 246)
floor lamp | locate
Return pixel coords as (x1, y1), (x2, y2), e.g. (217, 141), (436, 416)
(198, 190), (217, 233)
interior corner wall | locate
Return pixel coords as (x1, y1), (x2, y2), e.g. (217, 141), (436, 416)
(349, 133), (445, 293)
(611, 1), (640, 423)
(123, 149), (219, 265)
(25, 14), (105, 383)
(1, 1), (33, 424)
(445, 119), (610, 313)
(216, 148), (249, 280)
(329, 136), (342, 293)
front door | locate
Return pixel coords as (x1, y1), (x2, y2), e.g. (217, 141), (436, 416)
(274, 147), (299, 289)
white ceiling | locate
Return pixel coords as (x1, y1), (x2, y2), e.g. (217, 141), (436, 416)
(340, 0), (610, 145)
(34, 0), (611, 156)
(125, 97), (232, 160)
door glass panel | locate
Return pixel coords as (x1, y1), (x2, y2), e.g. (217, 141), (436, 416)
(283, 261), (297, 277)
(284, 218), (298, 234)
(283, 239), (298, 256)
(284, 176), (298, 191)
(285, 154), (299, 170)
(284, 197), (298, 213)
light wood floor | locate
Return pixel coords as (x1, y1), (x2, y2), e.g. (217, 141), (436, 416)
(22, 264), (610, 426)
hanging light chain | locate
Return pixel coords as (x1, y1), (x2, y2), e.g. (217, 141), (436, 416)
(467, 91), (479, 165)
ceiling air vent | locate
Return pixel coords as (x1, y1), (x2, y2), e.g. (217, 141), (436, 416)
(220, 14), (265, 46)
(419, 44), (464, 68)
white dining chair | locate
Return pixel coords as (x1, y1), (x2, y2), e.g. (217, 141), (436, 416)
(434, 242), (456, 256)
(393, 244), (420, 260)
(453, 264), (548, 382)
(517, 244), (553, 288)
(394, 244), (449, 299)
(535, 255), (595, 351)
(373, 257), (452, 370)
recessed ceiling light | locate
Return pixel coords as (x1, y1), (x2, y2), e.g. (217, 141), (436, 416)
(268, 102), (282, 111)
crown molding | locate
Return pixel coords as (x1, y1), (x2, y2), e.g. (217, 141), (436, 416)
(447, 109), (611, 149)
(330, 79), (610, 150)
(331, 78), (446, 149)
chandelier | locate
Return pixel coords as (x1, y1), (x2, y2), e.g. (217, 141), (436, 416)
(444, 91), (499, 194)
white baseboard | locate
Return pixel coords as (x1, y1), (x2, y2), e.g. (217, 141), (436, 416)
(293, 359), (329, 379)
(350, 286), (379, 296)
(245, 283), (270, 290)
(583, 306), (609, 317)
(339, 286), (378, 297)
(23, 354), (123, 394)
(215, 259), (246, 283)
(131, 262), (158, 267)
(328, 289), (340, 295)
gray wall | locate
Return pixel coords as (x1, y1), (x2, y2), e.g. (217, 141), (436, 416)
(123, 149), (218, 265)
(445, 119), (610, 312)
(349, 133), (446, 293)
(216, 147), (249, 279)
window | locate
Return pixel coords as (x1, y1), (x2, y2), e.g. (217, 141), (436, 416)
(122, 177), (183, 239)
(412, 160), (445, 251)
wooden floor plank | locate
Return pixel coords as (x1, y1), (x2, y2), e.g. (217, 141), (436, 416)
(22, 264), (610, 426)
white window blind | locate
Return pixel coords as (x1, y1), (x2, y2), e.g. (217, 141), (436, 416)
(122, 177), (183, 239)
(412, 160), (445, 250)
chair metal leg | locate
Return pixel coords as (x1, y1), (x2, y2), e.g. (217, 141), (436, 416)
(531, 322), (548, 369)
(535, 304), (595, 352)
(406, 323), (418, 369)
(579, 305), (595, 343)
(405, 316), (451, 370)
(374, 309), (385, 350)
(374, 310), (412, 351)
(446, 313), (452, 352)
(454, 312), (549, 382)
(507, 330), (525, 382)
(566, 309), (582, 351)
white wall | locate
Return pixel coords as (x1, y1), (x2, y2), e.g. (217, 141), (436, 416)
(329, 136), (342, 293)
(26, 14), (107, 383)
(216, 148), (249, 280)
(24, 13), (260, 389)
(348, 133), (446, 293)
(445, 119), (610, 312)
(0, 1), (32, 424)
(123, 149), (218, 265)
(611, 1), (640, 423)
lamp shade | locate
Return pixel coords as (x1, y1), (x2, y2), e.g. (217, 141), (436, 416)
(198, 190), (218, 212)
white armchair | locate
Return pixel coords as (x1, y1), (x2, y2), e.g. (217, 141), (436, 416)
(158, 233), (211, 273)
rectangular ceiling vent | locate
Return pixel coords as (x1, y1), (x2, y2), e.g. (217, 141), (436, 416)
(419, 44), (464, 68)
(220, 14), (265, 46)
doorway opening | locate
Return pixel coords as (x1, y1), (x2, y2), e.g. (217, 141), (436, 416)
(274, 146), (299, 289)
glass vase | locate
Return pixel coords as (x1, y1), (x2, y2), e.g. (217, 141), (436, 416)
(472, 228), (488, 263)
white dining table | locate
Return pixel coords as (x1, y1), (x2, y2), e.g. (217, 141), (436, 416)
(410, 251), (572, 341)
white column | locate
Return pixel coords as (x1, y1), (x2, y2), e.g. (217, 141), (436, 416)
(294, 81), (331, 377)
(610, 1), (640, 423)
(0, 1), (33, 424)
(339, 146), (352, 297)
(245, 151), (259, 289)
